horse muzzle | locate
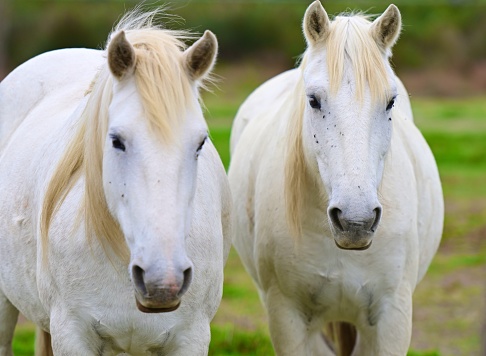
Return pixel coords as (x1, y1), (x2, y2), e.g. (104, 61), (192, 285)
(327, 204), (382, 250)
(131, 264), (193, 313)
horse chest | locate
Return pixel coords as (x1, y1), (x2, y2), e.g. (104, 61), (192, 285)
(93, 322), (168, 356)
(288, 264), (368, 307)
(272, 242), (391, 324)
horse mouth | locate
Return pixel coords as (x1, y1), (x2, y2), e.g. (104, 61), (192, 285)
(334, 239), (372, 251)
(135, 298), (181, 313)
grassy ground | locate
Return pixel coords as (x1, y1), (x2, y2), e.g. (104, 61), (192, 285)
(11, 63), (486, 355)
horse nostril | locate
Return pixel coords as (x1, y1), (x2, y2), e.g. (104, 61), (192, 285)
(370, 207), (382, 233)
(132, 265), (147, 296)
(329, 207), (344, 232)
(177, 267), (193, 298)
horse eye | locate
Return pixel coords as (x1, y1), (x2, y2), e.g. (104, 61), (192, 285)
(386, 98), (396, 111)
(196, 136), (207, 156)
(308, 95), (321, 110)
(110, 134), (126, 152)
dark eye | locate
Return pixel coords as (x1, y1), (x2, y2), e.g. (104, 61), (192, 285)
(110, 134), (126, 152)
(386, 97), (396, 111)
(308, 95), (321, 110)
(196, 136), (207, 157)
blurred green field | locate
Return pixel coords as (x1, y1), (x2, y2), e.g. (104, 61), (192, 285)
(11, 64), (486, 355)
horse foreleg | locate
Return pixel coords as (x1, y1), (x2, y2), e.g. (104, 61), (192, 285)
(166, 320), (211, 356)
(351, 285), (412, 356)
(35, 327), (53, 356)
(0, 291), (19, 356)
(49, 314), (102, 355)
(265, 285), (335, 356)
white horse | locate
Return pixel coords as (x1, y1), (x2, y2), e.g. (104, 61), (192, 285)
(229, 2), (443, 355)
(0, 10), (231, 356)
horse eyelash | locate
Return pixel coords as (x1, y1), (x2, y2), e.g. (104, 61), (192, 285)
(110, 133), (126, 152)
(386, 95), (397, 111)
(308, 95), (321, 110)
(196, 136), (208, 157)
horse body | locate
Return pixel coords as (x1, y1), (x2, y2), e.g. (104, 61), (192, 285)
(229, 3), (442, 355)
(0, 12), (230, 355)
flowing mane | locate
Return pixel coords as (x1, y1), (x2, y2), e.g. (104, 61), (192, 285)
(327, 14), (391, 103)
(41, 10), (197, 261)
(285, 13), (393, 238)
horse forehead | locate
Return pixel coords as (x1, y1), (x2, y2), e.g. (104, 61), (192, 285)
(304, 62), (359, 98)
(304, 56), (366, 87)
(303, 52), (329, 82)
(112, 76), (141, 101)
(303, 48), (395, 91)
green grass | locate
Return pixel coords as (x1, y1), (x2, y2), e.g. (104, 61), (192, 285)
(407, 351), (441, 356)
(210, 324), (274, 356)
(424, 131), (486, 170)
(12, 325), (35, 356)
(209, 126), (232, 169)
(428, 254), (486, 275)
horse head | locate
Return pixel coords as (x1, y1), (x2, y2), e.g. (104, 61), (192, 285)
(300, 2), (401, 250)
(101, 28), (217, 312)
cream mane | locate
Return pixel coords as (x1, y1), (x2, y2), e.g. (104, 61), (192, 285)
(41, 11), (197, 261)
(326, 14), (391, 103)
(285, 13), (392, 238)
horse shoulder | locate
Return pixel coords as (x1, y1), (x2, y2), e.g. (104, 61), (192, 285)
(229, 93), (293, 291)
(229, 67), (300, 202)
(230, 68), (301, 154)
(389, 109), (444, 282)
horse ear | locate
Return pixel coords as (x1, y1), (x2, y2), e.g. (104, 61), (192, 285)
(184, 30), (218, 81)
(108, 31), (136, 80)
(371, 4), (402, 50)
(303, 0), (330, 46)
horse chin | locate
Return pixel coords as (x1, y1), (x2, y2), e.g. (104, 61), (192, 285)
(332, 230), (373, 251)
(334, 239), (372, 251)
(135, 297), (181, 313)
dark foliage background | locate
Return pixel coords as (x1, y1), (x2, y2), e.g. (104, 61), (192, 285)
(1, 0), (486, 96)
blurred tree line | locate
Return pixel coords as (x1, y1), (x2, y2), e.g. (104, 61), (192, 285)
(1, 0), (485, 95)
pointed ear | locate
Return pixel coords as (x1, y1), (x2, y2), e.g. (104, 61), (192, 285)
(303, 0), (330, 46)
(370, 4), (401, 50)
(184, 30), (218, 81)
(108, 31), (136, 80)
